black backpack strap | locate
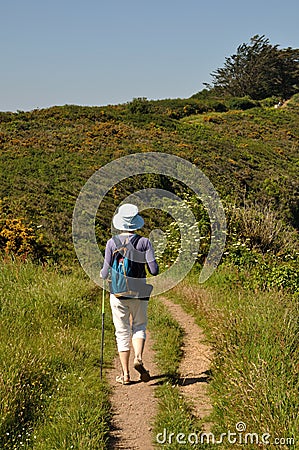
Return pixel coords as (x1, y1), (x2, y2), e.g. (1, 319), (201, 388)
(129, 234), (145, 272)
(129, 234), (141, 248)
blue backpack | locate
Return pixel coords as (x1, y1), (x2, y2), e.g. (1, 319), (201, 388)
(110, 234), (146, 298)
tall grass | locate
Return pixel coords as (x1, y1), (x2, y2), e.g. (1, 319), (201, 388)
(0, 258), (115, 449)
(169, 267), (298, 449)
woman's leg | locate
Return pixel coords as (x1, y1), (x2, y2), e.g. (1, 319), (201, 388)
(130, 299), (150, 381)
(110, 294), (131, 380)
(132, 337), (145, 361)
(118, 350), (130, 380)
(130, 299), (148, 359)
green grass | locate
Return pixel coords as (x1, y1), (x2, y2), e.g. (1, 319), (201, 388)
(167, 267), (298, 449)
(148, 297), (213, 449)
(1, 260), (298, 449)
(148, 297), (183, 379)
(0, 258), (115, 449)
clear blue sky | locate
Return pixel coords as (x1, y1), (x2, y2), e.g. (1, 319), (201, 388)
(1, 0), (299, 111)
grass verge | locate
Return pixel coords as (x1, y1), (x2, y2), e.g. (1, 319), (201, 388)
(0, 258), (115, 449)
(167, 266), (298, 449)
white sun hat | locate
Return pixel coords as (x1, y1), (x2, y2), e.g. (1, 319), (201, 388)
(112, 204), (144, 231)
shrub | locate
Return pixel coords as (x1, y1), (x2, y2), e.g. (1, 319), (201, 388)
(208, 100), (228, 112)
(0, 215), (48, 261)
(226, 201), (296, 254)
(260, 96), (281, 107)
(154, 194), (211, 270)
(127, 97), (152, 114)
(253, 261), (299, 293)
(227, 96), (259, 110)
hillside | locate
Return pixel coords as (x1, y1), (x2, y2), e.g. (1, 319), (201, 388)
(1, 94), (299, 449)
(0, 94), (298, 261)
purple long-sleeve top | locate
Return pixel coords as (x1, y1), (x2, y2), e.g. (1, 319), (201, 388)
(100, 233), (159, 279)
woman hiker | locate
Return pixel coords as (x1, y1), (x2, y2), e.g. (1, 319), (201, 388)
(100, 204), (159, 385)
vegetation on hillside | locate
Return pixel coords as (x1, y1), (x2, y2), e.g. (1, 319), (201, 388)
(0, 93), (298, 262)
(0, 68), (298, 448)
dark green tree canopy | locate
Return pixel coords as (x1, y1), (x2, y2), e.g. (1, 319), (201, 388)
(206, 35), (299, 100)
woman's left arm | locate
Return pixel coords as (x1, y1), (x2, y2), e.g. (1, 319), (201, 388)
(100, 240), (113, 279)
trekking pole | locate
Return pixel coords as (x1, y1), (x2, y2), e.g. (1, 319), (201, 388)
(100, 280), (105, 380)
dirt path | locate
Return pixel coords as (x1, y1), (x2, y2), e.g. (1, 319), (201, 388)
(108, 297), (213, 449)
(107, 331), (159, 450)
(161, 298), (213, 430)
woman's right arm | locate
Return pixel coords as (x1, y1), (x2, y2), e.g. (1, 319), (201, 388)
(145, 240), (159, 276)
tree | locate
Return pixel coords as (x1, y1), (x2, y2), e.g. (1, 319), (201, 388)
(275, 47), (299, 99)
(206, 35), (299, 100)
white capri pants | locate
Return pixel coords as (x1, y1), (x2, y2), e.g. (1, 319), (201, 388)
(110, 294), (148, 352)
